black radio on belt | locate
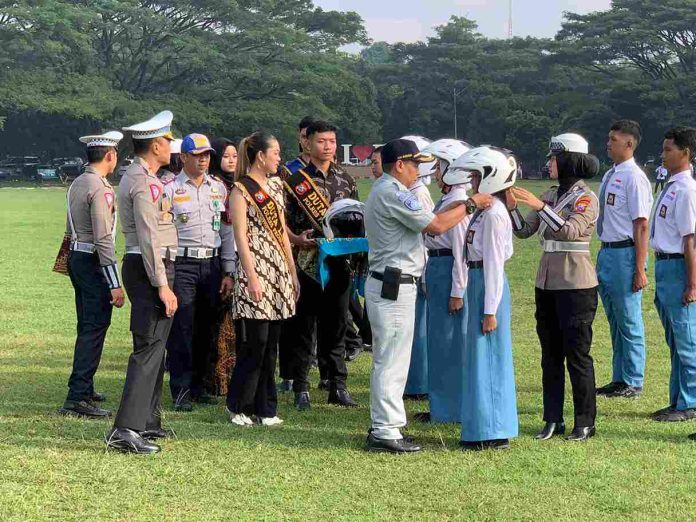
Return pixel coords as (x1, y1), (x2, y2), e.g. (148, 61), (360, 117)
(380, 266), (402, 301)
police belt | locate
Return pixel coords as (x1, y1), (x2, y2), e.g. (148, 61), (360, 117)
(655, 252), (685, 261)
(601, 239), (634, 249)
(176, 247), (220, 259)
(428, 248), (453, 257)
(70, 241), (96, 254)
(125, 246), (177, 261)
(466, 261), (483, 269)
(369, 271), (418, 285)
(542, 240), (590, 253)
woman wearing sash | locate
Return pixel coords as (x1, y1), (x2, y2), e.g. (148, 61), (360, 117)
(225, 131), (299, 426)
(509, 133), (600, 442)
(459, 146), (518, 451)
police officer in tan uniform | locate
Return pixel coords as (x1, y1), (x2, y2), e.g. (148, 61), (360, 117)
(106, 111), (179, 454)
(509, 133), (601, 442)
(59, 131), (125, 419)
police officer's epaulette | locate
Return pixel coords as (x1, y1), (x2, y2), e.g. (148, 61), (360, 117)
(209, 174), (224, 184)
(162, 177), (175, 185)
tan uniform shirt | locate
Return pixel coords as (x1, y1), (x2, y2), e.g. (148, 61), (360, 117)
(119, 156), (178, 287)
(66, 166), (117, 266)
(511, 180), (599, 290)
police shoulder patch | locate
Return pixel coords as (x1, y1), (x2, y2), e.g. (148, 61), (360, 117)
(396, 190), (422, 211)
(574, 195), (592, 213)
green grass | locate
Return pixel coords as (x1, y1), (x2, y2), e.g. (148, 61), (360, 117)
(1, 181), (696, 521)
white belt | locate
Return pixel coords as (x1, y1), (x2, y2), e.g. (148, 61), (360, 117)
(125, 246), (177, 261)
(176, 247), (219, 259)
(70, 241), (96, 253)
(542, 240), (590, 253)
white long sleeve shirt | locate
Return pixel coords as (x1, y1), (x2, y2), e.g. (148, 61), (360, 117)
(424, 185), (470, 298)
(466, 198), (513, 315)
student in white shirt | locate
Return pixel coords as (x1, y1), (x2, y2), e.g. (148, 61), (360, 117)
(459, 146), (518, 451)
(595, 120), (653, 399)
(649, 127), (696, 427)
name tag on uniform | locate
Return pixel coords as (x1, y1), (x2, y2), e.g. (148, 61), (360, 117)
(659, 205), (667, 218)
(607, 193), (615, 206)
(174, 195), (191, 203)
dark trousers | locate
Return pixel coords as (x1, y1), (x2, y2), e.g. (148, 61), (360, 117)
(166, 256), (222, 400)
(66, 252), (113, 402)
(226, 319), (280, 418)
(655, 180), (666, 194)
(535, 287), (598, 428)
(113, 255), (174, 432)
(349, 290), (371, 345)
(286, 261), (351, 393)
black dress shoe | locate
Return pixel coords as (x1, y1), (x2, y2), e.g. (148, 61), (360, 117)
(106, 428), (161, 454)
(654, 408), (696, 422)
(140, 427), (174, 440)
(91, 392), (107, 402)
(403, 393), (429, 401)
(59, 400), (111, 419)
(460, 439), (510, 451)
(651, 405), (676, 419)
(596, 382), (625, 395)
(606, 385), (642, 398)
(366, 433), (422, 453)
(173, 390), (193, 412)
(317, 380), (330, 391)
(345, 345), (363, 362)
(688, 432), (696, 441)
(413, 412), (431, 423)
(535, 422), (565, 440)
(567, 426), (596, 441)
(328, 388), (358, 407)
(294, 391), (311, 411)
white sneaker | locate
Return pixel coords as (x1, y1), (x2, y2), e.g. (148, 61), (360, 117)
(240, 413), (254, 425)
(258, 416), (284, 426)
(227, 408), (254, 427)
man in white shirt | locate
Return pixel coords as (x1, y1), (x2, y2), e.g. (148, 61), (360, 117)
(649, 127), (696, 427)
(655, 164), (669, 194)
(595, 120), (653, 399)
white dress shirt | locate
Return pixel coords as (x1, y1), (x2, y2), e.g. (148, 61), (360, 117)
(598, 157), (653, 242)
(466, 198), (513, 315)
(424, 185), (470, 298)
(650, 170), (696, 254)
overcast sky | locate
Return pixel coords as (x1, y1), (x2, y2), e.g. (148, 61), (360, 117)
(314, 0), (612, 42)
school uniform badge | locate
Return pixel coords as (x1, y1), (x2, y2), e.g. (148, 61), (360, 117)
(659, 204), (667, 218)
(607, 193), (615, 206)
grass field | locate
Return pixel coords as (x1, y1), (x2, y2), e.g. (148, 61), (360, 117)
(1, 179), (696, 521)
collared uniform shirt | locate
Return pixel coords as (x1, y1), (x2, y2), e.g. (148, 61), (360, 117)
(163, 171), (236, 273)
(650, 170), (696, 254)
(119, 156), (178, 287)
(466, 198), (513, 315)
(511, 180), (599, 290)
(424, 185), (470, 298)
(410, 180), (435, 280)
(66, 166), (120, 288)
(598, 157), (653, 242)
(365, 173), (435, 277)
(283, 161), (358, 236)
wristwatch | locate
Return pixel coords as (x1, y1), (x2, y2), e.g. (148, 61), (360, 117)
(464, 198), (477, 215)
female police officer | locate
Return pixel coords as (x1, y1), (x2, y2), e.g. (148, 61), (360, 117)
(509, 133), (601, 442)
(364, 138), (491, 453)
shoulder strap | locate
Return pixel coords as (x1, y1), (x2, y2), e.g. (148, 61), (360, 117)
(538, 186), (587, 240)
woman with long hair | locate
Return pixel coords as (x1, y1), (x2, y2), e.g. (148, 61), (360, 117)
(225, 131), (299, 426)
(204, 138), (238, 396)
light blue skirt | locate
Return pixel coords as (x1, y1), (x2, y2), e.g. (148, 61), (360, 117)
(425, 256), (466, 422)
(460, 268), (518, 442)
(404, 284), (428, 395)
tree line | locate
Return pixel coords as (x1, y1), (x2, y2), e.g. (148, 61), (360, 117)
(1, 0), (694, 171)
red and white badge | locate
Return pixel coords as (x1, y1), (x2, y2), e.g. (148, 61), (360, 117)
(296, 181), (310, 195)
(255, 191), (267, 203)
(149, 184), (161, 202)
(104, 192), (114, 208)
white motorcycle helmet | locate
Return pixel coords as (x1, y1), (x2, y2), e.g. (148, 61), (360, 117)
(445, 146), (517, 195)
(170, 138), (183, 155)
(547, 133), (589, 157)
(401, 135), (435, 184)
(422, 139), (472, 176)
(322, 198), (365, 240)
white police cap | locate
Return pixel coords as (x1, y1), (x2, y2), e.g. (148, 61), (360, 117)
(79, 131), (124, 148)
(123, 110), (174, 140)
(548, 133), (589, 157)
